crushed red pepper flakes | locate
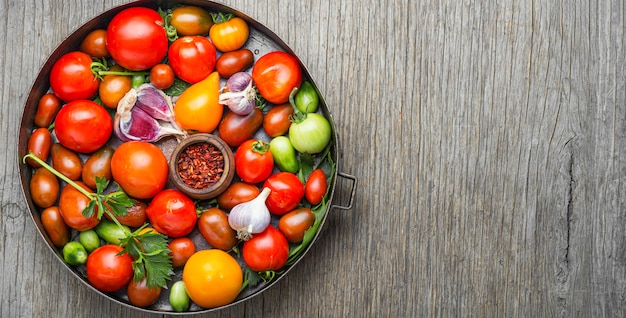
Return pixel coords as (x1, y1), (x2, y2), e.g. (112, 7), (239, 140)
(177, 142), (224, 189)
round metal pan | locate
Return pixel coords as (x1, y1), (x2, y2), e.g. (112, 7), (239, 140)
(17, 0), (356, 314)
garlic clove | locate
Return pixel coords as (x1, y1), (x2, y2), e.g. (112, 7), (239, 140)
(134, 84), (176, 122)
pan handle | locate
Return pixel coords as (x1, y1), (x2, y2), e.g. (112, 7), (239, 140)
(331, 172), (357, 211)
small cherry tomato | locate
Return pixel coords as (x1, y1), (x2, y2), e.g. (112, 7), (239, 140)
(34, 93), (62, 128)
(86, 244), (133, 292)
(106, 200), (148, 228)
(146, 189), (197, 237)
(41, 206), (70, 248)
(111, 141), (169, 199)
(26, 127), (52, 167)
(149, 64), (175, 90)
(80, 29), (109, 58)
(169, 237), (196, 268)
(30, 167), (59, 208)
(305, 169), (328, 205)
(263, 172), (305, 215)
(242, 225), (289, 271)
(50, 143), (83, 181)
(235, 140), (274, 184)
(209, 15), (249, 52)
(168, 36), (217, 84)
(182, 249), (243, 308)
(99, 65), (132, 109)
(54, 99), (113, 153)
(170, 6), (213, 36)
(49, 51), (100, 102)
(127, 277), (162, 307)
(215, 49), (254, 78)
(216, 182), (260, 210)
(82, 145), (114, 190)
(197, 208), (237, 251)
(252, 51), (302, 104)
(278, 207), (315, 243)
(263, 104), (294, 137)
(58, 182), (100, 231)
(217, 108), (263, 147)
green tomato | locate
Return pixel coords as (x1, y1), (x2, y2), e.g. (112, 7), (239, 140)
(94, 220), (130, 245)
(131, 74), (146, 88)
(289, 113), (331, 154)
(294, 81), (319, 113)
(169, 281), (190, 312)
(79, 229), (100, 253)
(270, 136), (299, 173)
(63, 241), (88, 266)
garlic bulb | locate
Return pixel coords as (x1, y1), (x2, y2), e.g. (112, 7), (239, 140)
(218, 72), (256, 115)
(228, 187), (272, 241)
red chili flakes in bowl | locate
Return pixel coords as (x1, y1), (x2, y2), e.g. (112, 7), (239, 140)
(177, 142), (225, 189)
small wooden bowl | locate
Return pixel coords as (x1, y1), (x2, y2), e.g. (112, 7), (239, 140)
(169, 133), (235, 200)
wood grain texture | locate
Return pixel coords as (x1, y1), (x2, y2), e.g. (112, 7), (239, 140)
(1, 0), (625, 317)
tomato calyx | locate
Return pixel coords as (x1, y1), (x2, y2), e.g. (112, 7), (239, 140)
(90, 58), (149, 81)
(211, 12), (235, 24)
(251, 140), (270, 155)
(158, 8), (179, 42)
(288, 88), (307, 124)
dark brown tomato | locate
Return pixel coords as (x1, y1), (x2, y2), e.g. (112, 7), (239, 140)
(59, 181), (100, 231)
(34, 93), (62, 128)
(30, 167), (59, 208)
(278, 207), (315, 243)
(40, 206), (70, 248)
(127, 277), (162, 307)
(216, 182), (260, 210)
(26, 127), (52, 167)
(80, 29), (109, 58)
(263, 104), (294, 137)
(217, 108), (263, 147)
(197, 208), (237, 251)
(51, 143), (83, 181)
(215, 49), (254, 78)
(106, 200), (147, 228)
(82, 145), (114, 189)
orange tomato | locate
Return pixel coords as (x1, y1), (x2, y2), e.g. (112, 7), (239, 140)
(99, 65), (132, 109)
(182, 249), (242, 308)
(174, 72), (223, 133)
(209, 16), (249, 52)
(111, 141), (169, 199)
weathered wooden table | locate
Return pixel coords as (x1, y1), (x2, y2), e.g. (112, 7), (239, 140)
(2, 0), (625, 317)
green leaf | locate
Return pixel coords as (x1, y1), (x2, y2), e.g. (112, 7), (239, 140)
(164, 78), (191, 96)
(120, 229), (173, 289)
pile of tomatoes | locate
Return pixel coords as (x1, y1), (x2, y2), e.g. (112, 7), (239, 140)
(23, 4), (334, 312)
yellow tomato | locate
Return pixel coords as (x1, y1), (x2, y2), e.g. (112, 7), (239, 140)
(182, 249), (243, 308)
(209, 16), (249, 52)
(174, 72), (223, 133)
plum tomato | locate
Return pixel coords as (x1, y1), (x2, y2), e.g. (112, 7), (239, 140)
(58, 181), (100, 231)
(217, 108), (263, 147)
(209, 15), (249, 52)
(50, 143), (83, 181)
(252, 51), (302, 104)
(168, 36), (217, 84)
(80, 29), (109, 58)
(30, 167), (59, 208)
(263, 172), (305, 215)
(263, 104), (294, 137)
(170, 5), (213, 36)
(26, 127), (52, 167)
(40, 206), (70, 248)
(305, 168), (328, 205)
(215, 49), (254, 78)
(106, 7), (168, 71)
(242, 225), (289, 271)
(278, 207), (315, 243)
(54, 99), (113, 153)
(168, 237), (196, 268)
(111, 141), (168, 199)
(34, 93), (62, 128)
(49, 51), (100, 102)
(182, 249), (243, 308)
(127, 277), (162, 307)
(216, 182), (260, 210)
(197, 208), (237, 251)
(149, 63), (175, 90)
(235, 140), (274, 184)
(145, 189), (197, 237)
(86, 244), (133, 292)
(81, 146), (114, 190)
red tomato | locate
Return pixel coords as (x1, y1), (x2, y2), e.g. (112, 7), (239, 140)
(54, 100), (113, 153)
(80, 29), (109, 58)
(49, 51), (100, 102)
(26, 127), (52, 167)
(86, 245), (134, 292)
(145, 189), (197, 237)
(305, 169), (328, 205)
(168, 36), (217, 83)
(251, 51), (302, 104)
(34, 93), (62, 128)
(242, 226), (289, 271)
(168, 237), (196, 268)
(235, 140), (274, 184)
(58, 182), (100, 231)
(107, 201), (147, 228)
(127, 277), (162, 307)
(149, 63), (175, 89)
(263, 172), (305, 215)
(106, 7), (168, 71)
(111, 141), (168, 199)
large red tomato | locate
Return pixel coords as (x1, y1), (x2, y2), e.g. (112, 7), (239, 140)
(263, 172), (305, 215)
(86, 245), (133, 292)
(106, 7), (168, 71)
(146, 189), (198, 237)
(168, 36), (217, 83)
(54, 100), (112, 153)
(251, 51), (302, 104)
(111, 141), (168, 199)
(49, 51), (100, 102)
(242, 225), (289, 271)
(234, 139), (274, 184)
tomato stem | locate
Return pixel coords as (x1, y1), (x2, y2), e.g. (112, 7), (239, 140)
(22, 152), (94, 199)
(288, 87), (307, 124)
(211, 12), (234, 24)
